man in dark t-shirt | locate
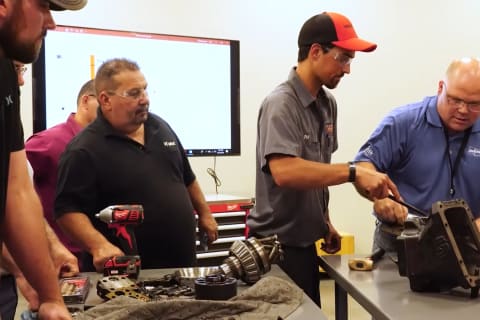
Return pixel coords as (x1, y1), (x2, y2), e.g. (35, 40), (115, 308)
(0, 1), (86, 319)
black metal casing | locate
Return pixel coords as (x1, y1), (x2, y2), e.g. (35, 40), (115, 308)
(397, 199), (480, 297)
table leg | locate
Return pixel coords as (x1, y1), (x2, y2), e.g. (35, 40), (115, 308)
(334, 281), (348, 320)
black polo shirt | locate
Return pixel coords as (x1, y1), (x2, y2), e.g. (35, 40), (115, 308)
(55, 110), (197, 270)
(0, 59), (25, 223)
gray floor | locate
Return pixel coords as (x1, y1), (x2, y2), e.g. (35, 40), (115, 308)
(14, 278), (371, 319)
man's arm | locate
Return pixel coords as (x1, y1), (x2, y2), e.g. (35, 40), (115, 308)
(2, 221), (80, 311)
(2, 244), (39, 310)
(43, 221), (79, 277)
(1, 150), (65, 309)
(187, 180), (218, 243)
(321, 209), (341, 254)
(56, 213), (123, 272)
(268, 155), (400, 200)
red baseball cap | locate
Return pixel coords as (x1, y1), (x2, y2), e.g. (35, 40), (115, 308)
(298, 12), (377, 52)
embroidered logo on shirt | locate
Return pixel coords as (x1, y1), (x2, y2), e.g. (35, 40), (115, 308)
(467, 146), (480, 157)
(163, 141), (177, 148)
(324, 123), (334, 136)
(3, 94), (13, 107)
(364, 145), (374, 157)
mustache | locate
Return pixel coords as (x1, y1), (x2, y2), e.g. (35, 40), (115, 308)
(136, 105), (149, 113)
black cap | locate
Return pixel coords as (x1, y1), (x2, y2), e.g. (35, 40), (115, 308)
(298, 12), (377, 52)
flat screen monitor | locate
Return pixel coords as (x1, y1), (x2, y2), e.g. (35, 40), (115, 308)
(32, 25), (240, 156)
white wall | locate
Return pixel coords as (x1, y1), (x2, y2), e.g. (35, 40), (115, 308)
(19, 0), (480, 254)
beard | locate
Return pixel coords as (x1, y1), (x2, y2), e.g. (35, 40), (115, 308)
(0, 5), (43, 63)
(324, 75), (342, 90)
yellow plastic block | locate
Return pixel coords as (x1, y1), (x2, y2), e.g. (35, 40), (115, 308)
(316, 232), (354, 272)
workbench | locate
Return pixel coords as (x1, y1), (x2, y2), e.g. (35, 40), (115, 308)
(319, 254), (480, 320)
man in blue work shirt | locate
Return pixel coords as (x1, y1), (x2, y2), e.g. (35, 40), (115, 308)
(355, 57), (480, 252)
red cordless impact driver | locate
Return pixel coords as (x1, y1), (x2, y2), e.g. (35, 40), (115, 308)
(96, 204), (144, 278)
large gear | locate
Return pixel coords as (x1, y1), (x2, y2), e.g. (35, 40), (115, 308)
(218, 235), (283, 284)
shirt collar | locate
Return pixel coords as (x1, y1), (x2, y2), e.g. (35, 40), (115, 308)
(95, 107), (154, 137)
(66, 112), (83, 134)
(287, 67), (318, 109)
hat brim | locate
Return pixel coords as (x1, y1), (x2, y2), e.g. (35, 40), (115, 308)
(49, 0), (87, 11)
(332, 38), (377, 52)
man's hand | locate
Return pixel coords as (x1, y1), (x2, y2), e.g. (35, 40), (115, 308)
(38, 301), (72, 320)
(16, 275), (40, 311)
(91, 243), (124, 272)
(321, 221), (341, 254)
(198, 213), (218, 244)
(374, 198), (408, 225)
(50, 245), (79, 278)
(354, 165), (400, 200)
(44, 220), (79, 277)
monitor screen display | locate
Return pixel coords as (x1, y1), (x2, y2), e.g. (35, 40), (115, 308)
(32, 25), (240, 156)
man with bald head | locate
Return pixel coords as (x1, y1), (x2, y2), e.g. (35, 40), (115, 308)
(354, 57), (480, 252)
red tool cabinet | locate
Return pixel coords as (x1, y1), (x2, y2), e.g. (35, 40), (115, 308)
(195, 194), (254, 266)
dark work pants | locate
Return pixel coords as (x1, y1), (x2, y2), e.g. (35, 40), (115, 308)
(0, 274), (18, 320)
(276, 243), (321, 307)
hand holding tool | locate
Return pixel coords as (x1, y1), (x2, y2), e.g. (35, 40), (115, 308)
(96, 204), (144, 278)
(387, 195), (427, 216)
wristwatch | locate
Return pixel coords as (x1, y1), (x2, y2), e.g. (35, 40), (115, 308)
(348, 161), (356, 183)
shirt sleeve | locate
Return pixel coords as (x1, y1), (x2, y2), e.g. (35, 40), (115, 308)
(55, 148), (97, 218)
(178, 139), (196, 186)
(258, 95), (303, 173)
(25, 135), (52, 180)
(354, 109), (409, 172)
(10, 93), (24, 152)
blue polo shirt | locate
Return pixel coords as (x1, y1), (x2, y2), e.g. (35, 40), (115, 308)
(355, 95), (480, 218)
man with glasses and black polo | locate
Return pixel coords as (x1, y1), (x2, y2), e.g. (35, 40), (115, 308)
(354, 57), (480, 253)
(54, 58), (218, 273)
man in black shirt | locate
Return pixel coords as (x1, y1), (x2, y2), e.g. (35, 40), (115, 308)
(0, 1), (86, 319)
(55, 58), (218, 272)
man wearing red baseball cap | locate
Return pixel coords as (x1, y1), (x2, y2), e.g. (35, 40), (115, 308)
(247, 12), (398, 306)
(0, 1), (86, 319)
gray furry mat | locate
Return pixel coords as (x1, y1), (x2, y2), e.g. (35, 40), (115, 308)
(82, 275), (303, 320)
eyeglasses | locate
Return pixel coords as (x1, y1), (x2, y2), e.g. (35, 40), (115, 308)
(332, 52), (353, 67)
(443, 83), (480, 113)
(318, 44), (353, 67)
(108, 87), (148, 101)
(15, 65), (27, 75)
